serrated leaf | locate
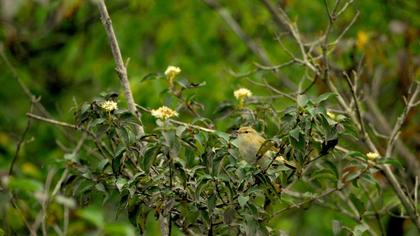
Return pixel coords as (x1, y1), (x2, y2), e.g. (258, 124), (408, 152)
(238, 195), (249, 208)
(141, 72), (163, 82)
(116, 177), (128, 192)
(316, 92), (337, 104)
(214, 131), (230, 142)
(297, 94), (309, 107)
(289, 128), (300, 141)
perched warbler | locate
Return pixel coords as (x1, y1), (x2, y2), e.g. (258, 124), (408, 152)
(234, 127), (293, 169)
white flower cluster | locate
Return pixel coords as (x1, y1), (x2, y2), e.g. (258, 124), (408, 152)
(165, 66), (181, 79)
(100, 100), (118, 112)
(234, 88), (252, 100)
(366, 152), (380, 160)
(151, 106), (179, 120)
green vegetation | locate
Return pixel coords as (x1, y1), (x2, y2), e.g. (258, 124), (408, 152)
(0, 0), (419, 235)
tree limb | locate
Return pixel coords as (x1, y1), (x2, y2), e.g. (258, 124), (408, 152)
(94, 0), (144, 136)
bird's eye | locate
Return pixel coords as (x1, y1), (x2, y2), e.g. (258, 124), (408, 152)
(244, 131), (249, 133)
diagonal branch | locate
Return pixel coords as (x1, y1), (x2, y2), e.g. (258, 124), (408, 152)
(385, 83), (420, 158)
(94, 0), (144, 136)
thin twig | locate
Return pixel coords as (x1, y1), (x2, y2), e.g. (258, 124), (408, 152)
(273, 166), (370, 217)
(259, 0), (319, 74)
(330, 11), (359, 46)
(365, 95), (420, 177)
(344, 72), (366, 136)
(385, 83), (420, 158)
(26, 113), (78, 130)
(169, 119), (215, 133)
(9, 103), (34, 176)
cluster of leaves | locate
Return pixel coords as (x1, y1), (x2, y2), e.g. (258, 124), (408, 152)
(65, 91), (352, 235)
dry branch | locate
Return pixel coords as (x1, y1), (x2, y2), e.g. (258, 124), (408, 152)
(94, 0), (144, 136)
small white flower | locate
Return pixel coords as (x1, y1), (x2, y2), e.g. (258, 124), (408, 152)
(275, 155), (285, 162)
(165, 66), (181, 79)
(151, 106), (179, 120)
(234, 88), (252, 100)
(100, 100), (118, 112)
(366, 152), (380, 160)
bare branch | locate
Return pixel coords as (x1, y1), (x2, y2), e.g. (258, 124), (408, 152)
(259, 0), (318, 74)
(9, 103), (34, 176)
(344, 72), (366, 136)
(169, 119), (216, 133)
(273, 166), (370, 217)
(385, 83), (420, 158)
(94, 0), (144, 135)
(27, 113), (78, 130)
(365, 95), (420, 177)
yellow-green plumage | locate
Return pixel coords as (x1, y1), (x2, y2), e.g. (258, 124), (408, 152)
(236, 127), (272, 168)
(235, 126), (294, 169)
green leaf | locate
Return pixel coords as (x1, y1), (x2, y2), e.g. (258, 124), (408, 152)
(297, 94), (309, 107)
(311, 169), (337, 182)
(64, 153), (79, 163)
(8, 177), (43, 193)
(324, 160), (338, 178)
(116, 177), (128, 192)
(346, 151), (365, 159)
(142, 145), (161, 172)
(315, 92), (337, 104)
(112, 156), (122, 175)
(214, 130), (230, 142)
(176, 125), (187, 137)
(349, 193), (365, 215)
(77, 207), (104, 228)
(289, 128), (300, 141)
(104, 223), (136, 236)
(127, 204), (139, 227)
(90, 118), (106, 127)
(238, 195), (249, 208)
(353, 224), (368, 236)
(208, 194), (216, 216)
(141, 72), (163, 82)
(380, 158), (403, 168)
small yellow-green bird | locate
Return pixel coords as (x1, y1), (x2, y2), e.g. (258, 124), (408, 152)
(234, 126), (292, 169)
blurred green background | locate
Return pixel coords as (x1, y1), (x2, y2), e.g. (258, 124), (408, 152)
(0, 0), (419, 235)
